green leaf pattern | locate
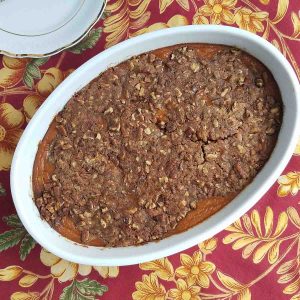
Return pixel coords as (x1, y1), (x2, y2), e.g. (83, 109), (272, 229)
(22, 57), (49, 89)
(32, 57), (49, 66)
(60, 279), (108, 300)
(68, 28), (102, 54)
(26, 64), (41, 80)
(0, 228), (25, 252)
(0, 214), (36, 260)
(3, 214), (22, 227)
(19, 233), (36, 261)
(0, 183), (6, 196)
(22, 71), (34, 89)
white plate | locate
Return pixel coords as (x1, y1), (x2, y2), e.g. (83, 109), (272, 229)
(11, 26), (300, 266)
(0, 0), (106, 57)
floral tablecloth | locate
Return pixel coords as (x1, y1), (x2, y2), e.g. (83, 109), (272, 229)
(0, 0), (300, 299)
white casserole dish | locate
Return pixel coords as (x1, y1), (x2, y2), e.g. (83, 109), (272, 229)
(10, 25), (300, 266)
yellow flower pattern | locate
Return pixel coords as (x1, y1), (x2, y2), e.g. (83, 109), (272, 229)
(10, 292), (40, 300)
(40, 248), (119, 282)
(235, 7), (269, 33)
(294, 137), (300, 156)
(198, 237), (218, 254)
(0, 103), (24, 171)
(23, 67), (72, 121)
(0, 266), (23, 281)
(223, 207), (288, 264)
(133, 273), (167, 300)
(0, 57), (28, 89)
(277, 256), (300, 298)
(176, 252), (215, 288)
(0, 0), (300, 299)
(132, 205), (300, 299)
(0, 248), (119, 299)
(277, 172), (300, 197)
(196, 0), (237, 25)
(132, 15), (189, 36)
(169, 279), (200, 300)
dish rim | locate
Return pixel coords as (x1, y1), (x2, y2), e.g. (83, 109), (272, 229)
(10, 25), (300, 266)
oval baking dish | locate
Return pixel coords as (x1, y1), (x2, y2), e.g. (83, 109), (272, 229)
(11, 25), (300, 266)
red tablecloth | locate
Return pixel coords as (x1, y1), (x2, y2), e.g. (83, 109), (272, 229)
(1, 1), (300, 299)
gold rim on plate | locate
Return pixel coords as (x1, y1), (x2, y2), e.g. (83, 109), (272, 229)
(0, 0), (107, 58)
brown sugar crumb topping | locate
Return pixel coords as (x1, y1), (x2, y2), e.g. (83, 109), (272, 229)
(34, 45), (282, 247)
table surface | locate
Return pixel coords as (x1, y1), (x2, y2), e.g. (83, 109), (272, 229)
(0, 1), (300, 299)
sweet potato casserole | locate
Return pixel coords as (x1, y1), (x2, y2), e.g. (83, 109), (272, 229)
(33, 44), (282, 247)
